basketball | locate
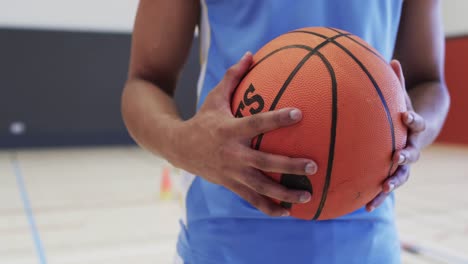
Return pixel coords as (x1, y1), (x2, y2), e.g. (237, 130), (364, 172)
(231, 27), (408, 220)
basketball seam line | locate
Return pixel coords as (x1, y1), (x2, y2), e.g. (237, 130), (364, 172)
(233, 32), (351, 110)
(296, 30), (397, 178)
(250, 45), (313, 70)
(243, 29), (395, 219)
(288, 30), (328, 39)
(252, 32), (345, 220)
(312, 52), (338, 220)
(232, 44), (317, 105)
(330, 41), (397, 177)
(325, 27), (386, 62)
(290, 28), (386, 63)
(254, 32), (347, 150)
(250, 34), (352, 72)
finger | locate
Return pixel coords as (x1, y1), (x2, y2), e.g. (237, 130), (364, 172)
(222, 51), (253, 100)
(244, 147), (317, 175)
(383, 165), (410, 193)
(227, 180), (290, 217)
(237, 169), (312, 204)
(390, 60), (405, 89)
(366, 191), (389, 212)
(403, 111), (426, 133)
(367, 165), (411, 211)
(236, 107), (302, 137)
(403, 90), (414, 112)
(393, 146), (420, 165)
(390, 60), (414, 112)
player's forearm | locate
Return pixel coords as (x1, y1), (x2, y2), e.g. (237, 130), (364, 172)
(121, 78), (184, 159)
(407, 81), (450, 148)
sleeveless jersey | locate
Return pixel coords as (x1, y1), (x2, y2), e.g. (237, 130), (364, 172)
(176, 1), (404, 263)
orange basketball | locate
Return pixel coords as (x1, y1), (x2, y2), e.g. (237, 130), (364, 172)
(231, 27), (407, 220)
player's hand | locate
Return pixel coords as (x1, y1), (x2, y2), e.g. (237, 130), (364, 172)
(366, 60), (426, 212)
(170, 52), (318, 217)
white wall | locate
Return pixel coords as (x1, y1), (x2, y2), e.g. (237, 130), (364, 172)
(0, 0), (139, 32)
(0, 0), (466, 35)
(443, 0), (468, 36)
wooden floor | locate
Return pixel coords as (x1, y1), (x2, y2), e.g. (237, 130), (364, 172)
(1, 144), (467, 264)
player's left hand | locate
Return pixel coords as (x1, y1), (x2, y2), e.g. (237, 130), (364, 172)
(366, 60), (426, 212)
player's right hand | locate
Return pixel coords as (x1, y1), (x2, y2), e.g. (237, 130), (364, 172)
(169, 52), (318, 217)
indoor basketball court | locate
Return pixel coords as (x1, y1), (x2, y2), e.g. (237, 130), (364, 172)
(2, 145), (468, 264)
(1, 1), (467, 264)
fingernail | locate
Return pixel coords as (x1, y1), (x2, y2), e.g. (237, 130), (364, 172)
(368, 206), (375, 212)
(289, 109), (302, 121)
(305, 162), (317, 175)
(299, 192), (311, 203)
(282, 211), (290, 217)
(387, 183), (395, 193)
(398, 153), (406, 164)
(406, 113), (414, 124)
(242, 51), (251, 60)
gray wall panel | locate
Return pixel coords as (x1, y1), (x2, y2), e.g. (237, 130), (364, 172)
(0, 28), (198, 148)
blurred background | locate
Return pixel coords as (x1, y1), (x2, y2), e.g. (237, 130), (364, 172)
(0, 1), (467, 264)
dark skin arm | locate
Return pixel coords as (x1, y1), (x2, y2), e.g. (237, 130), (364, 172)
(122, 0), (317, 217)
(367, 0), (450, 211)
(124, 0), (449, 215)
(122, 0), (200, 152)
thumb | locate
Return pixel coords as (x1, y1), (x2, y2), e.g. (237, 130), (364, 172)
(221, 51), (253, 101)
(390, 60), (413, 111)
(390, 60), (405, 89)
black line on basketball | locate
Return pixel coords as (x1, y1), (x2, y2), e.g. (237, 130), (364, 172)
(253, 135), (263, 150)
(288, 30), (328, 39)
(288, 31), (352, 42)
(249, 34), (342, 220)
(269, 51), (313, 110)
(296, 30), (396, 177)
(280, 174), (313, 210)
(326, 27), (386, 62)
(330, 41), (396, 177)
(233, 45), (315, 109)
(313, 51), (338, 220)
(253, 32), (347, 151)
(293, 27), (386, 63)
(251, 44), (313, 70)
(347, 36), (386, 62)
(326, 27), (347, 34)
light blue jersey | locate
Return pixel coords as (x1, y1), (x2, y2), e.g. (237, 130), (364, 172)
(176, 1), (404, 263)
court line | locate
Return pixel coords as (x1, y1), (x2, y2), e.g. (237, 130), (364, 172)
(401, 238), (468, 264)
(0, 222), (84, 236)
(51, 242), (175, 264)
(4, 241), (175, 264)
(0, 198), (158, 216)
(11, 153), (48, 264)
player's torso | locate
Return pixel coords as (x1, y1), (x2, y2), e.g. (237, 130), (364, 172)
(177, 1), (404, 263)
(197, 0), (404, 107)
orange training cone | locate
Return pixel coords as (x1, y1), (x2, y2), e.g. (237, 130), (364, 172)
(160, 166), (173, 200)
